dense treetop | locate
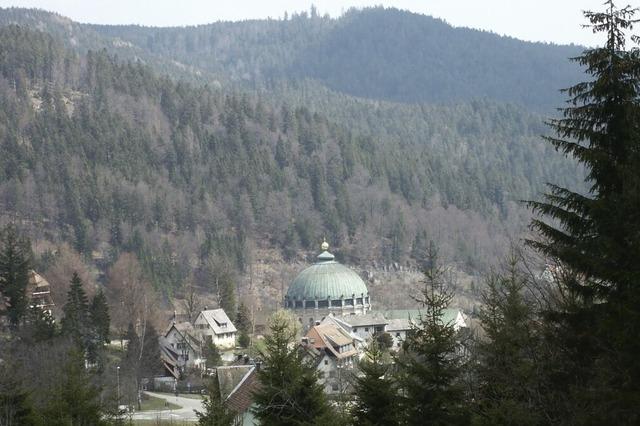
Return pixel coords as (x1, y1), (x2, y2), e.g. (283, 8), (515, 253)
(0, 23), (586, 296)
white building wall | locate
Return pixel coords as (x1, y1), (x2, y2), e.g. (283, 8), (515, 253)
(194, 313), (237, 349)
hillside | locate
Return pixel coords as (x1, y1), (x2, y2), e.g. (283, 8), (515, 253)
(0, 6), (583, 110)
(0, 23), (584, 297)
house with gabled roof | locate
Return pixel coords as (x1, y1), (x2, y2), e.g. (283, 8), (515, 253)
(160, 321), (202, 378)
(302, 322), (357, 394)
(217, 365), (260, 426)
(27, 270), (55, 315)
(194, 308), (237, 349)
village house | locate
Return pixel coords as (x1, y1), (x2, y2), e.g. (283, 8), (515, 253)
(218, 364), (260, 426)
(27, 270), (55, 315)
(329, 311), (389, 341)
(194, 308), (237, 349)
(302, 322), (358, 394)
(160, 321), (202, 378)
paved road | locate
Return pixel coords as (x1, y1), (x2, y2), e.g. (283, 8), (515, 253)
(129, 391), (204, 422)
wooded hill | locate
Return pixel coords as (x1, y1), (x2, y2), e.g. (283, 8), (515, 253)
(0, 8), (585, 298)
(0, 6), (583, 110)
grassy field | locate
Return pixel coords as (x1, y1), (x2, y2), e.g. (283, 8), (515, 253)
(139, 395), (182, 411)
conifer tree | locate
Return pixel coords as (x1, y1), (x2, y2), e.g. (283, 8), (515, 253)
(0, 224), (31, 328)
(253, 310), (330, 425)
(140, 324), (164, 378)
(351, 341), (400, 426)
(45, 349), (104, 425)
(398, 246), (468, 425)
(472, 256), (543, 425)
(236, 302), (252, 348)
(527, 2), (640, 422)
(204, 341), (223, 367)
(0, 365), (39, 426)
(528, 0), (640, 305)
(195, 374), (236, 426)
(61, 272), (92, 355)
(25, 304), (56, 342)
(89, 289), (110, 345)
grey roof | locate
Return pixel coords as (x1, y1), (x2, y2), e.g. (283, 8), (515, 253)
(200, 309), (237, 334)
(286, 251), (369, 301)
(335, 312), (388, 327)
(216, 365), (254, 400)
(383, 309), (467, 329)
(386, 318), (412, 332)
(164, 322), (200, 349)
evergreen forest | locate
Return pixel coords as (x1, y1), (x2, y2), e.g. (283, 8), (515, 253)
(0, 1), (640, 425)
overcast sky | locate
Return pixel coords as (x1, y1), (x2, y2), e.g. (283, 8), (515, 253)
(0, 0), (634, 47)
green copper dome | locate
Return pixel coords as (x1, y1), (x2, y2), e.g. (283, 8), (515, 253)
(286, 250), (369, 301)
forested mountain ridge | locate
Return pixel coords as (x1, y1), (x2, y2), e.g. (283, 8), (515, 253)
(0, 24), (583, 301)
(0, 6), (583, 110)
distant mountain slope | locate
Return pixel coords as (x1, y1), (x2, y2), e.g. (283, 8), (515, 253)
(0, 25), (583, 287)
(292, 8), (583, 109)
(87, 7), (583, 110)
(0, 6), (583, 110)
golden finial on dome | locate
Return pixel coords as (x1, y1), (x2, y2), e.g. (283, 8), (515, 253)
(321, 239), (329, 251)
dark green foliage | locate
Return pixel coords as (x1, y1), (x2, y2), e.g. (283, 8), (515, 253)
(235, 302), (252, 348)
(44, 349), (105, 426)
(61, 272), (93, 355)
(398, 247), (468, 425)
(527, 2), (640, 423)
(253, 311), (331, 425)
(235, 302), (251, 333)
(528, 0), (640, 307)
(89, 289), (110, 345)
(374, 332), (393, 350)
(0, 224), (31, 327)
(195, 376), (236, 426)
(204, 341), (222, 367)
(0, 367), (40, 426)
(237, 331), (250, 348)
(472, 256), (543, 426)
(124, 323), (164, 380)
(351, 341), (399, 426)
(0, 22), (586, 290)
(24, 304), (57, 342)
(140, 324), (164, 377)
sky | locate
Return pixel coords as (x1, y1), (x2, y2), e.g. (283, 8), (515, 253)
(0, 0), (631, 47)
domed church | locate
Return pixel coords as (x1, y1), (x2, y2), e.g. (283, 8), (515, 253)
(284, 241), (371, 325)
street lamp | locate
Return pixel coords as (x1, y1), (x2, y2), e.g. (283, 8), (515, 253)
(116, 366), (120, 412)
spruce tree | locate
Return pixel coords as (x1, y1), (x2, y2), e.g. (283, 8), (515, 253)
(195, 375), (236, 426)
(140, 324), (164, 378)
(89, 289), (110, 345)
(0, 365), (40, 426)
(398, 246), (468, 425)
(527, 2), (640, 422)
(528, 0), (640, 304)
(0, 224), (31, 328)
(236, 302), (252, 348)
(25, 304), (56, 342)
(61, 272), (92, 356)
(351, 341), (400, 426)
(45, 349), (104, 425)
(472, 257), (543, 425)
(253, 310), (330, 425)
(204, 341), (223, 367)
